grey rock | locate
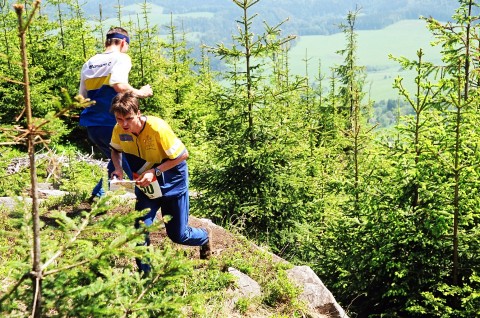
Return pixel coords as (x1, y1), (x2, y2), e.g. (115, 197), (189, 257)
(287, 265), (349, 318)
(228, 267), (262, 298)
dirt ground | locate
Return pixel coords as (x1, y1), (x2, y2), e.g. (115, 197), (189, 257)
(150, 215), (239, 258)
(98, 199), (241, 259)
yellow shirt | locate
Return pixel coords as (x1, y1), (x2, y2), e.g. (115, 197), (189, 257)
(110, 116), (188, 197)
(110, 116), (185, 169)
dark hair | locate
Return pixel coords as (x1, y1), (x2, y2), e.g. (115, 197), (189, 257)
(105, 27), (129, 47)
(110, 91), (139, 116)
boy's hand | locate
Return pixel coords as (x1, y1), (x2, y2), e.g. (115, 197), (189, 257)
(139, 84), (153, 98)
(111, 170), (123, 180)
(135, 169), (155, 187)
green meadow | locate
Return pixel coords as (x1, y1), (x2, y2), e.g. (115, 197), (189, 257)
(289, 19), (444, 102)
(103, 3), (214, 27)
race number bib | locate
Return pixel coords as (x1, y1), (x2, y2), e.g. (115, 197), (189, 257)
(133, 173), (163, 199)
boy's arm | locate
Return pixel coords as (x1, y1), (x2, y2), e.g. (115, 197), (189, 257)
(110, 149), (124, 180)
(112, 83), (153, 98)
(135, 149), (189, 188)
(156, 149), (189, 174)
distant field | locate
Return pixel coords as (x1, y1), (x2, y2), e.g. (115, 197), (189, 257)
(101, 3), (214, 28)
(289, 19), (443, 102)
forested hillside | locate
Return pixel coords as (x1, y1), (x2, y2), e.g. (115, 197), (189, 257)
(76, 0), (460, 72)
(1, 0), (479, 317)
(82, 0), (459, 38)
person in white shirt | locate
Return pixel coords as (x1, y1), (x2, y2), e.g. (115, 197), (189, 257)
(78, 27), (152, 201)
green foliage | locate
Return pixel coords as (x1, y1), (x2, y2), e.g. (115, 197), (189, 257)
(263, 270), (301, 307)
(0, 0), (97, 130)
(0, 146), (104, 197)
(192, 0), (316, 255)
(0, 7), (23, 123)
(407, 275), (480, 317)
(234, 296), (250, 314)
(1, 0), (480, 317)
(0, 193), (198, 317)
(0, 147), (31, 196)
(302, 2), (480, 316)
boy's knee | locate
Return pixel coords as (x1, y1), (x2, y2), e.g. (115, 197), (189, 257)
(167, 230), (187, 244)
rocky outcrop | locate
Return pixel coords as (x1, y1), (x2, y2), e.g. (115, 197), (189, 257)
(225, 263), (348, 318)
(287, 265), (349, 318)
(228, 267), (262, 300)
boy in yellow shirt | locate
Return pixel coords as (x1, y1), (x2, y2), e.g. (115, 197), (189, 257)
(110, 92), (211, 274)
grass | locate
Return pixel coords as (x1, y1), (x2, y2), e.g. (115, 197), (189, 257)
(98, 3), (214, 30)
(0, 147), (313, 317)
(289, 19), (443, 101)
(0, 199), (309, 317)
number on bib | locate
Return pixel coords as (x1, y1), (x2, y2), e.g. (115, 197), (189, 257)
(136, 176), (162, 199)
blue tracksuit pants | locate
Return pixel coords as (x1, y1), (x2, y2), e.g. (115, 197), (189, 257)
(134, 188), (208, 273)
